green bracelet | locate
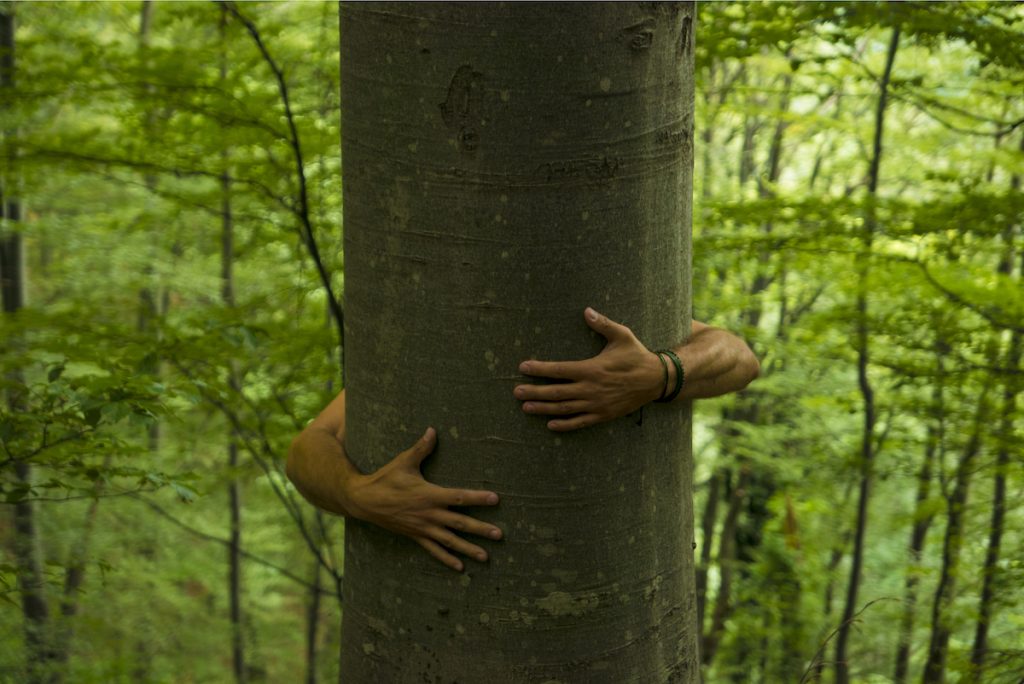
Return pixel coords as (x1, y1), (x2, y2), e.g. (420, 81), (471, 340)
(656, 349), (685, 403)
(654, 351), (669, 401)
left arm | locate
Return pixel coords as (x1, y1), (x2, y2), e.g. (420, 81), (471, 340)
(514, 307), (759, 432)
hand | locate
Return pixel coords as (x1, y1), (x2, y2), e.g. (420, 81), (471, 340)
(346, 427), (502, 572)
(514, 307), (664, 431)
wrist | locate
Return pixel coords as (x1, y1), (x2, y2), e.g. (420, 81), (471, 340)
(338, 472), (371, 521)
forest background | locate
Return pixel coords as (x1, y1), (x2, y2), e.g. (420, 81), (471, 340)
(0, 1), (1021, 683)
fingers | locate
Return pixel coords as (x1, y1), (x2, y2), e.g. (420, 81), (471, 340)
(522, 399), (589, 416)
(434, 510), (503, 541)
(437, 487), (500, 508)
(514, 381), (581, 402)
(432, 527), (489, 563)
(415, 537), (464, 572)
(401, 427), (437, 467)
(546, 413), (602, 432)
(519, 359), (589, 380)
(584, 307), (632, 342)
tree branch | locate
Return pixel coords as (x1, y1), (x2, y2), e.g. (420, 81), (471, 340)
(222, 1), (346, 380)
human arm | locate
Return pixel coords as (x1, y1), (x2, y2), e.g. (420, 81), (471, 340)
(513, 307), (760, 431)
(286, 390), (503, 571)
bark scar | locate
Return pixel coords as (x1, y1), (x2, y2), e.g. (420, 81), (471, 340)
(439, 64), (484, 152)
(621, 19), (655, 52)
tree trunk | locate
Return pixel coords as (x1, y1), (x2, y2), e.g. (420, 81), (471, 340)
(833, 24), (899, 684)
(702, 466), (746, 667)
(340, 4), (697, 681)
(893, 352), (944, 684)
(695, 469), (722, 636)
(3, 8), (56, 684)
(306, 555), (322, 684)
(967, 144), (1022, 681)
(136, 0), (161, 453)
(220, 9), (246, 681)
(922, 393), (988, 683)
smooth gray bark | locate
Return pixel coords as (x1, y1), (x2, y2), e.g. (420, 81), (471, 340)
(340, 3), (696, 682)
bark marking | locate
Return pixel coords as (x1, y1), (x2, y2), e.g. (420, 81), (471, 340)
(621, 19), (655, 52)
(536, 590), (600, 617)
(439, 64), (484, 152)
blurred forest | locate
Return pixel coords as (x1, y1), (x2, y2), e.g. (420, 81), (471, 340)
(1, 2), (1022, 683)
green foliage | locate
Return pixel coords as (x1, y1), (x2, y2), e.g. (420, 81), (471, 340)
(0, 1), (1021, 682)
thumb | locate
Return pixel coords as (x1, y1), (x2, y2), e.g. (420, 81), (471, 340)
(585, 307), (631, 343)
(402, 427), (437, 468)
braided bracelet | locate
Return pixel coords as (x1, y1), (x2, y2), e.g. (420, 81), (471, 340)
(655, 349), (685, 403)
(654, 351), (670, 401)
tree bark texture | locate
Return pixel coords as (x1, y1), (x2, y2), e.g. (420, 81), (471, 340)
(340, 4), (696, 682)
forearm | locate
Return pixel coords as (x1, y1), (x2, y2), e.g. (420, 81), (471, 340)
(286, 427), (362, 517)
(664, 326), (759, 401)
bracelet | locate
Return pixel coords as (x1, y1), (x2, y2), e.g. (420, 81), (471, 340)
(655, 349), (685, 403)
(654, 351), (669, 401)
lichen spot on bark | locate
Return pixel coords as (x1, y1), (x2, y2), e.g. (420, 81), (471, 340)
(536, 590), (599, 617)
(599, 77), (612, 92)
(449, 426), (460, 439)
(643, 575), (664, 601)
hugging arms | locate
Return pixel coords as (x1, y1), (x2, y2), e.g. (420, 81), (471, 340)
(286, 308), (759, 571)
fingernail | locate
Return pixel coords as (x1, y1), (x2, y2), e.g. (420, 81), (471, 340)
(514, 386), (524, 398)
(519, 361), (530, 373)
(477, 552), (487, 562)
(586, 307), (599, 321)
(486, 493), (499, 505)
(454, 561), (463, 572)
(523, 402), (533, 412)
(490, 528), (502, 540)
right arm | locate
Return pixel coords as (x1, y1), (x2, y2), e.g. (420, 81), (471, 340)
(286, 390), (503, 572)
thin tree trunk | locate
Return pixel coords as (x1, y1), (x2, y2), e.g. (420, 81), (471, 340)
(49, 457), (112, 679)
(696, 468), (722, 635)
(833, 24), (900, 684)
(967, 146), (1022, 681)
(340, 4), (698, 681)
(3, 9), (56, 683)
(220, 9), (246, 682)
(809, 528), (851, 684)
(137, 0), (161, 452)
(306, 551), (322, 684)
(893, 356), (944, 684)
(703, 467), (748, 667)
(922, 392), (988, 683)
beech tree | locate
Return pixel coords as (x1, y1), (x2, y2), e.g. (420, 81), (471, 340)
(339, 3), (699, 681)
